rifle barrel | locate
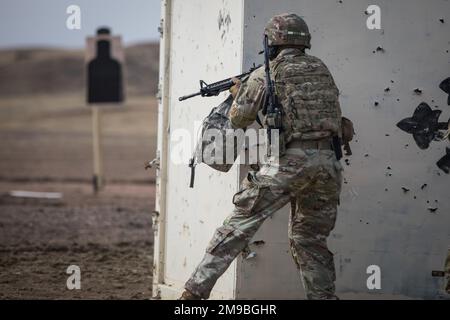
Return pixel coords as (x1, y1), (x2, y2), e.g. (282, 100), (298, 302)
(179, 91), (202, 101)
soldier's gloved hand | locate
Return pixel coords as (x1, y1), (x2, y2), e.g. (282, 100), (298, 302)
(229, 78), (241, 99)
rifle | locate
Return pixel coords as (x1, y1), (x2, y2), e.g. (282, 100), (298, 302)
(178, 64), (261, 102)
(262, 34), (284, 155)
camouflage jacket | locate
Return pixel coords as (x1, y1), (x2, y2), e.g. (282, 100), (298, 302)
(229, 48), (342, 143)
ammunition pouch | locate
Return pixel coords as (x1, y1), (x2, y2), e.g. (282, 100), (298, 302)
(189, 95), (244, 188)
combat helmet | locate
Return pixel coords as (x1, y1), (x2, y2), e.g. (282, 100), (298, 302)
(264, 13), (311, 49)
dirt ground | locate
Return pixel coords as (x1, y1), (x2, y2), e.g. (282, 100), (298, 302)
(0, 93), (158, 299)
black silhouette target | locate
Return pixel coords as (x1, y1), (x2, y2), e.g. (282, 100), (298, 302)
(87, 31), (124, 104)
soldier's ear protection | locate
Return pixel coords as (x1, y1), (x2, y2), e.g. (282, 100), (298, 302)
(258, 46), (279, 60)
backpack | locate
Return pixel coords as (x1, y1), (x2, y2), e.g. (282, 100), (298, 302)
(188, 94), (244, 187)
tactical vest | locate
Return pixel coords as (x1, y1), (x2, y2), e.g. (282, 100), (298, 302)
(271, 50), (342, 142)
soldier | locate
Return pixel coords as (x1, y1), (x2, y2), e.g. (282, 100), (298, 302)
(181, 13), (346, 300)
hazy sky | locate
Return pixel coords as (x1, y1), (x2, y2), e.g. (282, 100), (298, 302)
(0, 0), (161, 49)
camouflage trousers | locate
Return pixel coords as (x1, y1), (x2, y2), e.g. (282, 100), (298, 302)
(185, 148), (343, 299)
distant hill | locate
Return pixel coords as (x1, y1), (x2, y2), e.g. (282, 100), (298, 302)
(0, 42), (159, 97)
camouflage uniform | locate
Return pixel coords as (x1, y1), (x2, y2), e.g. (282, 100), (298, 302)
(184, 13), (343, 300)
